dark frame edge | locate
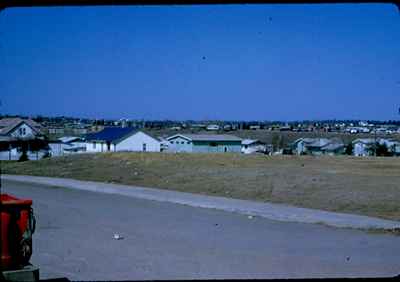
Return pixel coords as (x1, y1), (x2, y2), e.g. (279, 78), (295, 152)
(0, 0), (399, 9)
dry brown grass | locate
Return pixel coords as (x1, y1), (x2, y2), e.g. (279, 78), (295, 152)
(3, 152), (400, 221)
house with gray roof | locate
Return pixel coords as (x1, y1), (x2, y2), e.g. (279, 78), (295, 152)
(0, 117), (43, 139)
(293, 138), (345, 156)
(0, 118), (47, 160)
(166, 134), (242, 153)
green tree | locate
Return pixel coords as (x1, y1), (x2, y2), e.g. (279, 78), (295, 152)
(271, 134), (280, 152)
(278, 134), (285, 150)
(18, 148), (29, 162)
(345, 142), (353, 155)
(375, 143), (392, 157)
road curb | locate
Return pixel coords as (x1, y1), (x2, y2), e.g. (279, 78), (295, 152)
(3, 174), (400, 231)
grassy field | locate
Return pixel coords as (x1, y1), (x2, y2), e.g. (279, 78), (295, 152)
(3, 152), (400, 221)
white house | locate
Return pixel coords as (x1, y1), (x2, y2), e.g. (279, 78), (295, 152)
(0, 118), (42, 139)
(352, 138), (376, 156)
(84, 127), (160, 153)
(0, 118), (47, 160)
(48, 136), (87, 157)
(378, 138), (400, 155)
(206, 124), (220, 131)
(241, 139), (267, 154)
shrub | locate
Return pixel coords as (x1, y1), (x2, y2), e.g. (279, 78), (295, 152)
(42, 151), (51, 159)
(345, 143), (353, 155)
(18, 150), (29, 162)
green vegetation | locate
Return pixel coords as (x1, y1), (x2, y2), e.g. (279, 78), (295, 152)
(18, 149), (29, 162)
(3, 152), (400, 221)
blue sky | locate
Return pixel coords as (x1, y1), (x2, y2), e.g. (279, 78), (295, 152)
(1, 4), (399, 121)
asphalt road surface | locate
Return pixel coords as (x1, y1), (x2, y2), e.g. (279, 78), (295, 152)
(3, 180), (400, 280)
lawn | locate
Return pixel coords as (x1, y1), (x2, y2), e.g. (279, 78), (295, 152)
(3, 152), (400, 221)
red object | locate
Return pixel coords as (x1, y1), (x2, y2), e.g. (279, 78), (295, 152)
(1, 194), (35, 271)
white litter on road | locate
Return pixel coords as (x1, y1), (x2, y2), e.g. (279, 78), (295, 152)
(113, 233), (124, 240)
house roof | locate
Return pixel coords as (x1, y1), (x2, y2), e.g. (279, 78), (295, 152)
(0, 136), (15, 142)
(0, 118), (42, 136)
(294, 138), (331, 148)
(242, 139), (264, 145)
(59, 136), (83, 143)
(167, 134), (242, 142)
(321, 143), (345, 152)
(352, 138), (377, 145)
(85, 127), (138, 143)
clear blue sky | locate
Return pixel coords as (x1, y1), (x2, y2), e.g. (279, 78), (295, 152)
(1, 4), (399, 121)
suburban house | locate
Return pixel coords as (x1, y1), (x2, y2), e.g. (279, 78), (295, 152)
(166, 134), (242, 153)
(84, 127), (160, 152)
(380, 139), (400, 155)
(352, 138), (400, 156)
(293, 138), (345, 156)
(206, 124), (220, 131)
(241, 139), (267, 154)
(0, 118), (48, 160)
(48, 136), (86, 157)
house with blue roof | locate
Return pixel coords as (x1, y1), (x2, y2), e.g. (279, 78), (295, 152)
(84, 127), (160, 153)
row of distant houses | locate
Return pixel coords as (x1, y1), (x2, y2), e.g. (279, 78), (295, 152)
(49, 130), (249, 156)
(0, 119), (268, 159)
(1, 117), (400, 160)
(293, 137), (400, 156)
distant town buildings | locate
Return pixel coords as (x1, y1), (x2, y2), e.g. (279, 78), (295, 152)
(1, 115), (400, 160)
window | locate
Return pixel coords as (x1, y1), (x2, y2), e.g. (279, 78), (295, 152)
(18, 127), (26, 135)
(181, 141), (184, 144)
(142, 143), (147, 152)
(210, 142), (217, 147)
(187, 142), (190, 144)
(93, 142), (96, 149)
(170, 141), (174, 144)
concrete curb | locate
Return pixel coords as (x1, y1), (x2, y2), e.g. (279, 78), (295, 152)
(3, 174), (400, 231)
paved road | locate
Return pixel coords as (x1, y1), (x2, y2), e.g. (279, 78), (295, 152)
(3, 180), (400, 280)
(5, 174), (400, 230)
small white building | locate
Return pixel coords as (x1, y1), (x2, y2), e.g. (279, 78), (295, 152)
(241, 139), (267, 154)
(206, 124), (220, 131)
(48, 136), (87, 157)
(84, 127), (160, 153)
(352, 138), (376, 156)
